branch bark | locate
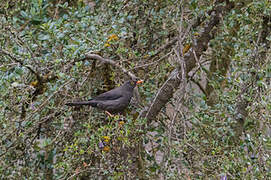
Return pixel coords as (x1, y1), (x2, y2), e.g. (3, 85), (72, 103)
(82, 53), (138, 80)
(140, 1), (235, 121)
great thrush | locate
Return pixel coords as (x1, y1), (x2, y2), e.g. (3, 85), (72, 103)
(66, 80), (142, 114)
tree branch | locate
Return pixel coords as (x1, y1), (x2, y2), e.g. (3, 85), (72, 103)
(140, 1), (235, 121)
(0, 48), (40, 80)
(82, 53), (138, 80)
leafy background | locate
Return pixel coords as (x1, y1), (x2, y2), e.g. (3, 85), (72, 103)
(0, 0), (271, 179)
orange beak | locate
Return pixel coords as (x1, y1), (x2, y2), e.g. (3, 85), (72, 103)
(136, 80), (143, 84)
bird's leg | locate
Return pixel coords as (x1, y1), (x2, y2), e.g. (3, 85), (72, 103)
(105, 111), (114, 117)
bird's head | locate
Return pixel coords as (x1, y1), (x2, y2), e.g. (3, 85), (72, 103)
(125, 79), (143, 89)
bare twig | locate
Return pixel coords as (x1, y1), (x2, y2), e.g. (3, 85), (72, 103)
(169, 15), (188, 147)
(130, 51), (173, 70)
(0, 79), (73, 158)
(0, 62), (18, 68)
(7, 27), (36, 62)
(82, 53), (138, 80)
(145, 37), (178, 62)
(0, 48), (40, 79)
(65, 167), (102, 180)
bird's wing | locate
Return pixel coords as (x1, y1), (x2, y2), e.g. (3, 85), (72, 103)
(96, 97), (129, 112)
(89, 87), (123, 101)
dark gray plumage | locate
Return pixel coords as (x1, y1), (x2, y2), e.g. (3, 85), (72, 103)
(66, 80), (142, 113)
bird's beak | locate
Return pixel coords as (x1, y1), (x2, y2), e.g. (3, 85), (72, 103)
(136, 80), (143, 84)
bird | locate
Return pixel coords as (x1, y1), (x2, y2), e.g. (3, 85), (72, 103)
(66, 79), (143, 114)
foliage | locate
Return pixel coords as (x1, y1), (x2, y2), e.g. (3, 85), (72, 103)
(0, 0), (271, 179)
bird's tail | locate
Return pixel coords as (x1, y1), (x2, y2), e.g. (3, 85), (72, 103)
(66, 101), (97, 107)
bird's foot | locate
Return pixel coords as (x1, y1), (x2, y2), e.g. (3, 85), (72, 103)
(105, 111), (114, 117)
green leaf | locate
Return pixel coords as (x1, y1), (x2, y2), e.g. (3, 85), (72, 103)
(38, 34), (50, 40)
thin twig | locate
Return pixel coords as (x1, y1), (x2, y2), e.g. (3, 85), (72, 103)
(65, 167), (102, 180)
(130, 51), (173, 70)
(0, 79), (73, 158)
(145, 37), (178, 62)
(0, 63), (19, 68)
(0, 48), (41, 80)
(169, 17), (187, 147)
(82, 53), (138, 80)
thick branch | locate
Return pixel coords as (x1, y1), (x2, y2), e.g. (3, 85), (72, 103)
(141, 1), (234, 121)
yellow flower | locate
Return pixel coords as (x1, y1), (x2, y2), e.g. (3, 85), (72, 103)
(103, 146), (110, 152)
(143, 54), (149, 58)
(30, 80), (39, 87)
(119, 121), (125, 126)
(183, 44), (191, 54)
(104, 43), (111, 47)
(103, 136), (110, 143)
(194, 32), (200, 36)
(107, 34), (119, 42)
